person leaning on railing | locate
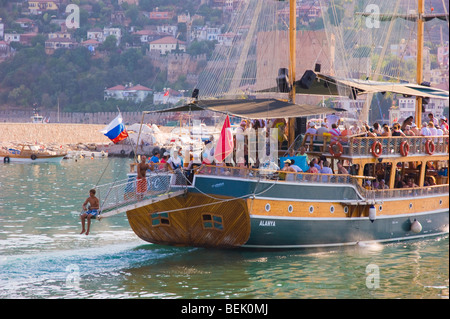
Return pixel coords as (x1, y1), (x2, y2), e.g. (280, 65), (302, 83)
(403, 125), (415, 136)
(392, 123), (406, 137)
(381, 124), (391, 137)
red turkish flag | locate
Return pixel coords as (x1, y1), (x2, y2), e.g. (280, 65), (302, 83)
(214, 115), (233, 163)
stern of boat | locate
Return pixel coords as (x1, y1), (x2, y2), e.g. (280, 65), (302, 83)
(126, 192), (251, 248)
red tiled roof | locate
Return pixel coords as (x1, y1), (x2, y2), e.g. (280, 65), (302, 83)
(45, 37), (77, 43)
(106, 85), (126, 91)
(82, 39), (100, 44)
(129, 84), (151, 91)
(150, 36), (186, 45)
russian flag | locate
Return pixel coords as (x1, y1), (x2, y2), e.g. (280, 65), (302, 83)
(101, 114), (129, 144)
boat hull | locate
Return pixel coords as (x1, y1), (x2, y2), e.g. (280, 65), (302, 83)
(245, 210), (449, 248)
(124, 173), (449, 249)
(126, 192), (251, 248)
(1, 155), (65, 163)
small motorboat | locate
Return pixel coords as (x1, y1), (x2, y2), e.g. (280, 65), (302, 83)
(1, 144), (67, 163)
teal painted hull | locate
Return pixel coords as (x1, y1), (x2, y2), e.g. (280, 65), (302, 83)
(189, 174), (362, 201)
(187, 175), (449, 248)
(244, 211), (449, 248)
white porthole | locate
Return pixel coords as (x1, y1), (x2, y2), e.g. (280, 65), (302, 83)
(265, 203), (271, 212)
(288, 205), (294, 213)
(330, 205), (335, 214)
(309, 205), (314, 214)
(344, 206), (349, 214)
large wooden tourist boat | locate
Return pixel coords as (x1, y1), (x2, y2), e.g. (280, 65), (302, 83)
(97, 0), (449, 248)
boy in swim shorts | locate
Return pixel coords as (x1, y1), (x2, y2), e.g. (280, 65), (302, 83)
(80, 189), (99, 235)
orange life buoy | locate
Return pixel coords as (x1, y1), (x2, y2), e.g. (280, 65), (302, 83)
(371, 141), (383, 157)
(399, 141), (410, 156)
(425, 139), (435, 155)
(329, 141), (343, 157)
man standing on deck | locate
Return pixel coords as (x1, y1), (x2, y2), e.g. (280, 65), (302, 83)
(137, 156), (151, 200)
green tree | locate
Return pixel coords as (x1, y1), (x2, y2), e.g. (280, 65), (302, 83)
(100, 35), (118, 52)
(119, 48), (143, 73)
(8, 85), (32, 106)
(327, 4), (344, 26)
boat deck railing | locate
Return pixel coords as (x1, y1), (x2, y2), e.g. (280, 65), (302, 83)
(194, 165), (449, 200)
(303, 134), (449, 157)
(363, 184), (449, 200)
(95, 164), (448, 217)
(93, 171), (185, 217)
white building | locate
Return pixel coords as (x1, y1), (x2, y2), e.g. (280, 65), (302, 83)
(4, 33), (20, 43)
(217, 32), (234, 46)
(104, 84), (152, 103)
(153, 88), (185, 105)
(87, 28), (104, 43)
(192, 26), (221, 42)
(389, 97), (448, 124)
(0, 22), (4, 39)
(149, 36), (186, 54)
(103, 27), (122, 45)
(206, 27), (221, 41)
(156, 25), (177, 37)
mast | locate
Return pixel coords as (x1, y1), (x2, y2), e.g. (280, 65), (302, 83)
(415, 0), (424, 127)
(288, 0), (296, 146)
(289, 0), (296, 103)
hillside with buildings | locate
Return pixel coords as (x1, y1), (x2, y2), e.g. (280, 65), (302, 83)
(0, 0), (448, 123)
(0, 0), (244, 116)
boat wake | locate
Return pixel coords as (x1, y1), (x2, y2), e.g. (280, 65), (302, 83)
(0, 241), (195, 298)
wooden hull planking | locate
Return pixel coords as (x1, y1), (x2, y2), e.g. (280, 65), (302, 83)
(126, 193), (251, 248)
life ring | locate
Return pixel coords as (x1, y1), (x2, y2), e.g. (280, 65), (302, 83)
(399, 141), (410, 156)
(3, 156), (10, 163)
(425, 139), (435, 155)
(31, 154), (37, 160)
(329, 141), (343, 157)
(371, 141), (383, 157)
(120, 149), (126, 155)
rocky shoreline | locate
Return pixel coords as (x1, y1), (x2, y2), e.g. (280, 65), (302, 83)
(0, 123), (170, 157)
(0, 123), (112, 154)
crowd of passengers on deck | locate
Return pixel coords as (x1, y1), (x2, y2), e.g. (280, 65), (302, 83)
(304, 112), (449, 143)
(137, 113), (448, 188)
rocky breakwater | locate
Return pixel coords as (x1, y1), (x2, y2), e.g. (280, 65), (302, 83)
(0, 123), (111, 153)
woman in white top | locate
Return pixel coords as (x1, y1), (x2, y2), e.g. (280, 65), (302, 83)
(167, 151), (182, 170)
(420, 123), (431, 136)
(305, 122), (317, 143)
(428, 122), (437, 136)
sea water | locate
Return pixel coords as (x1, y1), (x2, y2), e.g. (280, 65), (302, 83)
(0, 158), (448, 299)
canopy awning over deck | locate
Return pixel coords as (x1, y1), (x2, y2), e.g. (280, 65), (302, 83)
(145, 98), (338, 119)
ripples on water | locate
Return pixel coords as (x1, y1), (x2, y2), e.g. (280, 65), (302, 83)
(0, 158), (448, 299)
